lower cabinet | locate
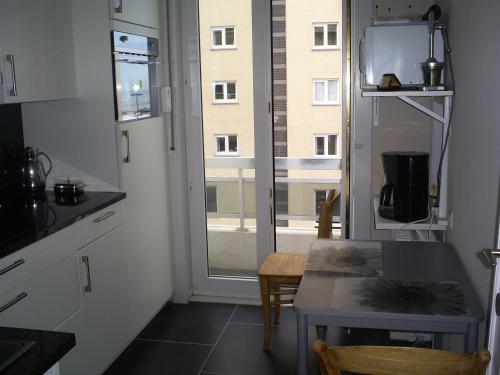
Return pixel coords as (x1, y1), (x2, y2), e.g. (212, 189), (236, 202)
(57, 224), (132, 375)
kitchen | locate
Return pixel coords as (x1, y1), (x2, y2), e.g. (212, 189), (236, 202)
(0, 0), (499, 374)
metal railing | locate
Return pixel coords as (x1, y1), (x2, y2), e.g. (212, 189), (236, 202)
(205, 156), (342, 230)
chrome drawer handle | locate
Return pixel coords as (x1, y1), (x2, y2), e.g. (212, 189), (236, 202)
(0, 292), (28, 313)
(0, 259), (25, 276)
(82, 256), (92, 293)
(6, 54), (17, 97)
(93, 211), (116, 223)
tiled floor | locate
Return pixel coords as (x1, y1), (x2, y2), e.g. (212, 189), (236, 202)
(105, 302), (328, 375)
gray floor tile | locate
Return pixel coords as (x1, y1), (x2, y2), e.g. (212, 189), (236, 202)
(138, 302), (236, 345)
(104, 340), (212, 375)
(231, 304), (297, 326)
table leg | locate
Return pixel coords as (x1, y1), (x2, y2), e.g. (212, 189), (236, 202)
(466, 323), (478, 353)
(297, 312), (308, 375)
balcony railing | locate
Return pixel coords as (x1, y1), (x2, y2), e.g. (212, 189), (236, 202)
(205, 156), (342, 231)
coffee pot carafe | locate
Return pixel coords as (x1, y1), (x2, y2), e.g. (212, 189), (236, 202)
(17, 147), (53, 193)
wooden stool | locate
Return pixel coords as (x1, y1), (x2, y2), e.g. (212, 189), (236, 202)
(258, 252), (307, 351)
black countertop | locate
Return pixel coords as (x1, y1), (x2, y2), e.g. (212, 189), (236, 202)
(0, 191), (126, 259)
(0, 327), (75, 375)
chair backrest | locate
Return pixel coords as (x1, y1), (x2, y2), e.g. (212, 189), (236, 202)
(313, 340), (491, 375)
(317, 190), (339, 239)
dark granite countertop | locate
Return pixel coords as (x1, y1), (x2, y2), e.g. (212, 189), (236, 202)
(0, 191), (126, 259)
(0, 327), (75, 375)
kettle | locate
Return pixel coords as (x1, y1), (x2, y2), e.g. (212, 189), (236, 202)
(17, 147), (53, 193)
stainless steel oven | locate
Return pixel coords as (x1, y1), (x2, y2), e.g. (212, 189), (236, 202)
(111, 31), (159, 122)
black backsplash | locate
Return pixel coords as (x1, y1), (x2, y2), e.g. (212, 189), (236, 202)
(0, 104), (24, 151)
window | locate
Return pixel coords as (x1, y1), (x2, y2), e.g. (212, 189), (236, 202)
(313, 23), (338, 49)
(215, 135), (238, 155)
(315, 134), (338, 157)
(211, 26), (236, 49)
(313, 79), (338, 105)
(205, 186), (218, 213)
(314, 190), (328, 216)
(213, 81), (237, 103)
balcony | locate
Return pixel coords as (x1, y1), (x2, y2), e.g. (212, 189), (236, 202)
(204, 156), (342, 277)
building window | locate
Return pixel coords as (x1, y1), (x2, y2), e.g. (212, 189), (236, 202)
(313, 79), (339, 105)
(315, 134), (338, 157)
(213, 81), (237, 103)
(314, 190), (329, 216)
(313, 23), (338, 49)
(211, 26), (236, 49)
(215, 135), (238, 155)
(205, 186), (218, 213)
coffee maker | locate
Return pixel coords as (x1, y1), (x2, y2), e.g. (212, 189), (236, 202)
(378, 152), (429, 223)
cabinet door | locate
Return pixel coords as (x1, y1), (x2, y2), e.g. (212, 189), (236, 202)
(0, 0), (76, 103)
(57, 224), (132, 375)
(109, 0), (160, 29)
(120, 117), (173, 334)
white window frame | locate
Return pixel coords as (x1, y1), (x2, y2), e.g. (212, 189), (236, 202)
(214, 134), (239, 156)
(312, 79), (339, 105)
(312, 22), (339, 49)
(212, 81), (238, 103)
(211, 26), (236, 49)
(205, 185), (218, 213)
(314, 189), (329, 216)
(314, 134), (339, 158)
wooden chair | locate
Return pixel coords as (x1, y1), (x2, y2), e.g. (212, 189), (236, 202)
(313, 340), (491, 375)
(317, 189), (340, 239)
(258, 252), (307, 351)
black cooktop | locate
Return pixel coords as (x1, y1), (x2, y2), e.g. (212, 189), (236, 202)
(0, 191), (125, 259)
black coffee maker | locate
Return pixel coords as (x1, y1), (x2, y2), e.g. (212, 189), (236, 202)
(378, 152), (429, 223)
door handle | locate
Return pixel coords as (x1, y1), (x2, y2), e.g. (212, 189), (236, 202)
(82, 256), (92, 293)
(122, 130), (131, 163)
(113, 0), (123, 13)
(480, 249), (500, 267)
(6, 54), (17, 97)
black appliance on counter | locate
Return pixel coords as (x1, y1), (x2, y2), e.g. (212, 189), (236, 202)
(378, 151), (429, 223)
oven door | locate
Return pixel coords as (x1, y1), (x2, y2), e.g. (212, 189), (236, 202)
(113, 53), (159, 122)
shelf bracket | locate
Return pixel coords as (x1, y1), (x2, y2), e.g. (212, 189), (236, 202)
(398, 96), (445, 124)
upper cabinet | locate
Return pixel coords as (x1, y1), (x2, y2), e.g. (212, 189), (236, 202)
(109, 0), (160, 29)
(0, 0), (76, 104)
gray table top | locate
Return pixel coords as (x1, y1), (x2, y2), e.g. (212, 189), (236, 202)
(294, 240), (484, 324)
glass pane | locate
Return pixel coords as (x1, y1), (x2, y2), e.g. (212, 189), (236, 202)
(315, 190), (327, 215)
(328, 79), (337, 102)
(214, 84), (224, 100)
(327, 24), (337, 46)
(226, 28), (235, 45)
(316, 137), (324, 155)
(206, 186), (218, 212)
(216, 137), (226, 152)
(314, 26), (324, 46)
(328, 135), (336, 155)
(273, 1), (343, 254)
(314, 81), (324, 101)
(199, 0), (257, 278)
(213, 30), (223, 45)
(227, 82), (236, 99)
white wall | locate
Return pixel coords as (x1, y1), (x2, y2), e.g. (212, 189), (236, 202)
(437, 0), (500, 316)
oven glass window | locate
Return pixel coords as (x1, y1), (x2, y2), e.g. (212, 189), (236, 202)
(115, 54), (154, 122)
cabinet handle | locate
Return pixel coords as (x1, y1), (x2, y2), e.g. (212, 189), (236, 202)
(82, 256), (92, 293)
(93, 210), (116, 223)
(113, 0), (123, 13)
(0, 292), (28, 314)
(0, 259), (25, 276)
(6, 54), (17, 97)
(122, 130), (131, 163)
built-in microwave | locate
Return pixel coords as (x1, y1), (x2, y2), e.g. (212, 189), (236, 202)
(111, 31), (160, 122)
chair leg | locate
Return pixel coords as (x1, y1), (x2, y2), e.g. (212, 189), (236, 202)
(273, 280), (281, 325)
(259, 275), (272, 351)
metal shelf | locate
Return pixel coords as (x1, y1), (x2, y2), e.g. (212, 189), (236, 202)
(373, 196), (448, 231)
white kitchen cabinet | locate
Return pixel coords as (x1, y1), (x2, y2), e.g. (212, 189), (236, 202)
(120, 117), (173, 334)
(109, 0), (160, 29)
(0, 0), (76, 103)
(57, 224), (132, 375)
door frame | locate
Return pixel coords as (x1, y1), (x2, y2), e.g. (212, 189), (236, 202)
(181, 0), (274, 299)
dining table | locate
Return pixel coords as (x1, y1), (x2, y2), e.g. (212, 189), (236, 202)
(294, 239), (484, 375)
